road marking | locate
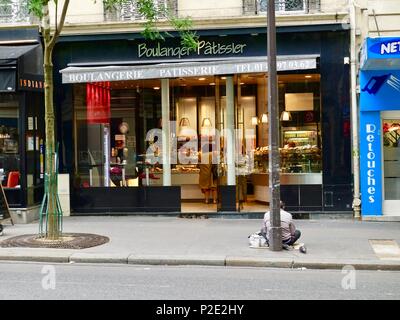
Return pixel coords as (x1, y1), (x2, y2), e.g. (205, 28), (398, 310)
(369, 239), (400, 261)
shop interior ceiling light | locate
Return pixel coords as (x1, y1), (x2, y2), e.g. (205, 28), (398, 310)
(179, 117), (190, 127)
(201, 117), (212, 128)
(251, 116), (259, 126)
(261, 113), (268, 123)
(280, 111), (292, 121)
(179, 117), (193, 137)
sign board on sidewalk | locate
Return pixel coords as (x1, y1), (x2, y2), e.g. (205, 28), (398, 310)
(0, 184), (13, 225)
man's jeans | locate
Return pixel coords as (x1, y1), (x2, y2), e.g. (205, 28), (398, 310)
(283, 230), (301, 246)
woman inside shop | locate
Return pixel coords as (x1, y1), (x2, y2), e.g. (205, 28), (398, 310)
(198, 143), (217, 204)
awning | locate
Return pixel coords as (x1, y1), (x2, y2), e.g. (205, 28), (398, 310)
(0, 44), (39, 60)
(60, 55), (319, 84)
(0, 44), (42, 92)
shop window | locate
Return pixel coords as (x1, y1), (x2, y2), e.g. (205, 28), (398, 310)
(25, 92), (45, 205)
(383, 119), (400, 200)
(73, 80), (161, 188)
(0, 93), (20, 189)
(253, 73), (322, 174)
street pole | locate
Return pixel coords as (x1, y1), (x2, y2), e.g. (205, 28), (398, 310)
(349, 0), (361, 219)
(267, 0), (282, 251)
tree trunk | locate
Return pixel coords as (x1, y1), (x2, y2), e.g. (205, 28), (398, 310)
(43, 44), (59, 240)
(41, 2), (60, 240)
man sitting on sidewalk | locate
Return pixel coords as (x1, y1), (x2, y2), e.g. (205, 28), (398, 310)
(261, 202), (301, 248)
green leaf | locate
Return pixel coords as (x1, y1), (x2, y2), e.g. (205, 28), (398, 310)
(27, 0), (46, 19)
(102, 0), (125, 11)
(135, 0), (198, 51)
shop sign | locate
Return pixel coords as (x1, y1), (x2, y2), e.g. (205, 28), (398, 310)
(360, 112), (382, 215)
(18, 74), (44, 92)
(361, 37), (400, 71)
(61, 56), (318, 84)
(370, 38), (400, 57)
(360, 70), (400, 111)
(138, 40), (247, 59)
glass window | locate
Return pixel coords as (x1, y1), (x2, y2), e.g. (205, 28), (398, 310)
(383, 119), (400, 200)
(279, 74), (322, 173)
(253, 73), (322, 174)
(73, 80), (161, 188)
(26, 92), (45, 205)
(0, 93), (20, 189)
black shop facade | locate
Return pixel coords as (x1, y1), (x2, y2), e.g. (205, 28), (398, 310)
(53, 25), (352, 215)
(0, 26), (45, 223)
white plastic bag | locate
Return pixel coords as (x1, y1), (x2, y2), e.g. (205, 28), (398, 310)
(248, 233), (268, 248)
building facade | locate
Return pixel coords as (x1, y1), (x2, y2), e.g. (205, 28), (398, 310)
(44, 0), (352, 215)
(3, 0), (399, 217)
(0, 23), (44, 222)
(359, 36), (400, 218)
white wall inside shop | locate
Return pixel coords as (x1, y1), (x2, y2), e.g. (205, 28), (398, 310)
(176, 97), (198, 136)
(257, 77), (268, 148)
(178, 0), (242, 18)
(199, 97), (216, 136)
(58, 174), (70, 216)
(49, 0), (104, 24)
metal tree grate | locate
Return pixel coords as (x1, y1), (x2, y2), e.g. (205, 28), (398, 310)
(0, 233), (110, 249)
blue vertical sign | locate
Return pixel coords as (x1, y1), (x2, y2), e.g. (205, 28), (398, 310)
(359, 37), (400, 216)
(359, 111), (382, 215)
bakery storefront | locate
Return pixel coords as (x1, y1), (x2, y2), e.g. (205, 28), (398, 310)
(54, 25), (352, 214)
(360, 37), (400, 217)
(0, 27), (45, 221)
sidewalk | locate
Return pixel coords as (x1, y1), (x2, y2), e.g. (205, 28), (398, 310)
(0, 216), (400, 270)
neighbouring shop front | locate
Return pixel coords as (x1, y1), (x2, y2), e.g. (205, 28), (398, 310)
(0, 26), (45, 222)
(360, 36), (400, 217)
(53, 25), (352, 214)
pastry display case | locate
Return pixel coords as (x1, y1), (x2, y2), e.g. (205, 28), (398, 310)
(253, 129), (322, 174)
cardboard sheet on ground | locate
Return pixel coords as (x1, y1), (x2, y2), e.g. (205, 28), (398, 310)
(249, 242), (305, 250)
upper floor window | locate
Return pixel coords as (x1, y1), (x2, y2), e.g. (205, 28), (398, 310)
(104, 0), (177, 22)
(0, 0), (30, 24)
(259, 0), (305, 13)
(244, 0), (321, 15)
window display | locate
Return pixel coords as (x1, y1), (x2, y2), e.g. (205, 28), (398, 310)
(0, 94), (20, 189)
(253, 74), (322, 175)
(74, 81), (158, 188)
(281, 129), (321, 173)
(71, 73), (322, 212)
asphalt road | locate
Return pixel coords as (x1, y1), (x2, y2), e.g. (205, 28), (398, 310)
(0, 262), (399, 300)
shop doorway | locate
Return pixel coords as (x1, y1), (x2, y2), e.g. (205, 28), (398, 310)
(173, 75), (269, 214)
(170, 77), (218, 213)
(382, 111), (400, 216)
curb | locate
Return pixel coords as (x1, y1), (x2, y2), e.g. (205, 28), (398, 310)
(0, 250), (71, 263)
(292, 260), (400, 271)
(70, 253), (129, 264)
(0, 252), (400, 271)
(225, 256), (294, 268)
(127, 254), (226, 266)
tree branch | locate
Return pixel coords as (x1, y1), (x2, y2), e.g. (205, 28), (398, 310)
(55, 0), (58, 38)
(49, 0), (70, 50)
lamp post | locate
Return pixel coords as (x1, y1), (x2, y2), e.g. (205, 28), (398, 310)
(267, 0), (282, 251)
